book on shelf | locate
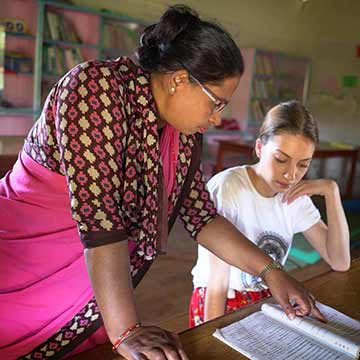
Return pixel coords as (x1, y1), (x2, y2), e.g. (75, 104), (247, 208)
(45, 10), (81, 43)
(252, 80), (264, 99)
(64, 48), (82, 68)
(265, 78), (276, 98)
(255, 53), (264, 75)
(253, 78), (276, 99)
(255, 53), (274, 77)
(253, 79), (263, 98)
(103, 22), (139, 51)
(43, 45), (83, 75)
(5, 52), (33, 74)
(263, 55), (274, 76)
(250, 100), (265, 123)
(46, 11), (62, 41)
(213, 302), (360, 360)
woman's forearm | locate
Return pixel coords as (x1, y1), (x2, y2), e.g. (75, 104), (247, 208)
(197, 216), (273, 276)
(84, 241), (140, 344)
(204, 286), (228, 322)
(324, 182), (351, 271)
(204, 253), (230, 322)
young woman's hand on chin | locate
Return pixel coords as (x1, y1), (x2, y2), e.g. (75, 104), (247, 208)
(283, 179), (338, 204)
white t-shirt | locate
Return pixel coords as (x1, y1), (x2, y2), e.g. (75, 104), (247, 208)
(191, 165), (321, 296)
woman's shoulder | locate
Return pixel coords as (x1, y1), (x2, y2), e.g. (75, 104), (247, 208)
(58, 56), (145, 87)
(206, 166), (252, 206)
(80, 56), (138, 72)
(208, 165), (249, 190)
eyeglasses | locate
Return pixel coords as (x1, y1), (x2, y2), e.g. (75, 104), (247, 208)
(189, 74), (228, 113)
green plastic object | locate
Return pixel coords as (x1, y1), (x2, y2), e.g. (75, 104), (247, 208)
(342, 75), (358, 88)
(288, 233), (321, 265)
(289, 247), (321, 264)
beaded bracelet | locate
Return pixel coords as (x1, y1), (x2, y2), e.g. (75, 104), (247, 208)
(112, 323), (141, 353)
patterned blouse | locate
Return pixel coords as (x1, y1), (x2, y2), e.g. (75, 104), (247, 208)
(23, 57), (217, 266)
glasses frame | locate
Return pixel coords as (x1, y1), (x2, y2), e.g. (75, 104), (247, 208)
(188, 74), (228, 113)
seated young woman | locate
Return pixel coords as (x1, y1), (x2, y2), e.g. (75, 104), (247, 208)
(190, 100), (350, 327)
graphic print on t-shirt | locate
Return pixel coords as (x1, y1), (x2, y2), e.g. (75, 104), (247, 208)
(241, 231), (289, 290)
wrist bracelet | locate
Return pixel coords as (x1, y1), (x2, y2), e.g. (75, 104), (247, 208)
(258, 260), (283, 281)
(112, 323), (141, 353)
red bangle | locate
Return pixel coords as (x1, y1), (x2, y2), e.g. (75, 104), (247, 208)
(112, 323), (141, 353)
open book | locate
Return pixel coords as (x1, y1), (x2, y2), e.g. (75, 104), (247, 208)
(213, 302), (360, 360)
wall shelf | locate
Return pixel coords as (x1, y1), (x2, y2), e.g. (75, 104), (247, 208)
(5, 32), (36, 40)
(43, 39), (99, 49)
(1, 0), (147, 139)
(0, 108), (37, 115)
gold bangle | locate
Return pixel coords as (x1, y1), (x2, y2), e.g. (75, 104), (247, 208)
(259, 260), (283, 281)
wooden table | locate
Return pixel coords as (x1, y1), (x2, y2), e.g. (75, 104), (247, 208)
(70, 252), (360, 360)
(178, 257), (360, 359)
(213, 140), (359, 199)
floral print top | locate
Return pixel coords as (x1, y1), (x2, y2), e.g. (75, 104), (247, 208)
(23, 56), (217, 263)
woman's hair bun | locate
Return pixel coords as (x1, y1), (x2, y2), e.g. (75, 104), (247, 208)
(138, 5), (199, 71)
(137, 4), (244, 82)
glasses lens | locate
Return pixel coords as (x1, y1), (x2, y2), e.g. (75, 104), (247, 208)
(215, 102), (227, 113)
(190, 73), (227, 113)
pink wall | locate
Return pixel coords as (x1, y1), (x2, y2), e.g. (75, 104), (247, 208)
(0, 116), (33, 136)
(1, 0), (37, 142)
(1, 0), (100, 143)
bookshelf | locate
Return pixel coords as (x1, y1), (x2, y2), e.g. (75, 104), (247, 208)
(202, 48), (311, 178)
(227, 48), (311, 139)
(0, 0), (146, 153)
(101, 18), (145, 59)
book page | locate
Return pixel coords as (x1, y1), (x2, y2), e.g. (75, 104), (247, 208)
(261, 303), (360, 358)
(316, 302), (360, 339)
(213, 311), (354, 360)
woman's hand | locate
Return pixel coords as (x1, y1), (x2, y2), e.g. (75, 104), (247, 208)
(282, 178), (350, 271)
(265, 269), (326, 322)
(282, 179), (337, 204)
(117, 325), (189, 360)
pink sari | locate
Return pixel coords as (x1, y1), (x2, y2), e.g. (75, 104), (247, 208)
(0, 124), (178, 359)
(0, 151), (110, 359)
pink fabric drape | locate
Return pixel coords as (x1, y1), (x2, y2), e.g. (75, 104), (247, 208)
(159, 123), (180, 197)
(0, 122), (178, 358)
(0, 125), (179, 358)
(0, 152), (108, 359)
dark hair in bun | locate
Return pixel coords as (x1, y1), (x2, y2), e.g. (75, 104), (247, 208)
(137, 4), (244, 83)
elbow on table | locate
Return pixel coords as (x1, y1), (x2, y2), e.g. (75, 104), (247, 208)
(327, 248), (351, 272)
(330, 259), (351, 272)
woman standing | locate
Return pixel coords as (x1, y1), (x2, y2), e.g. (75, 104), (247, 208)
(0, 5), (323, 360)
